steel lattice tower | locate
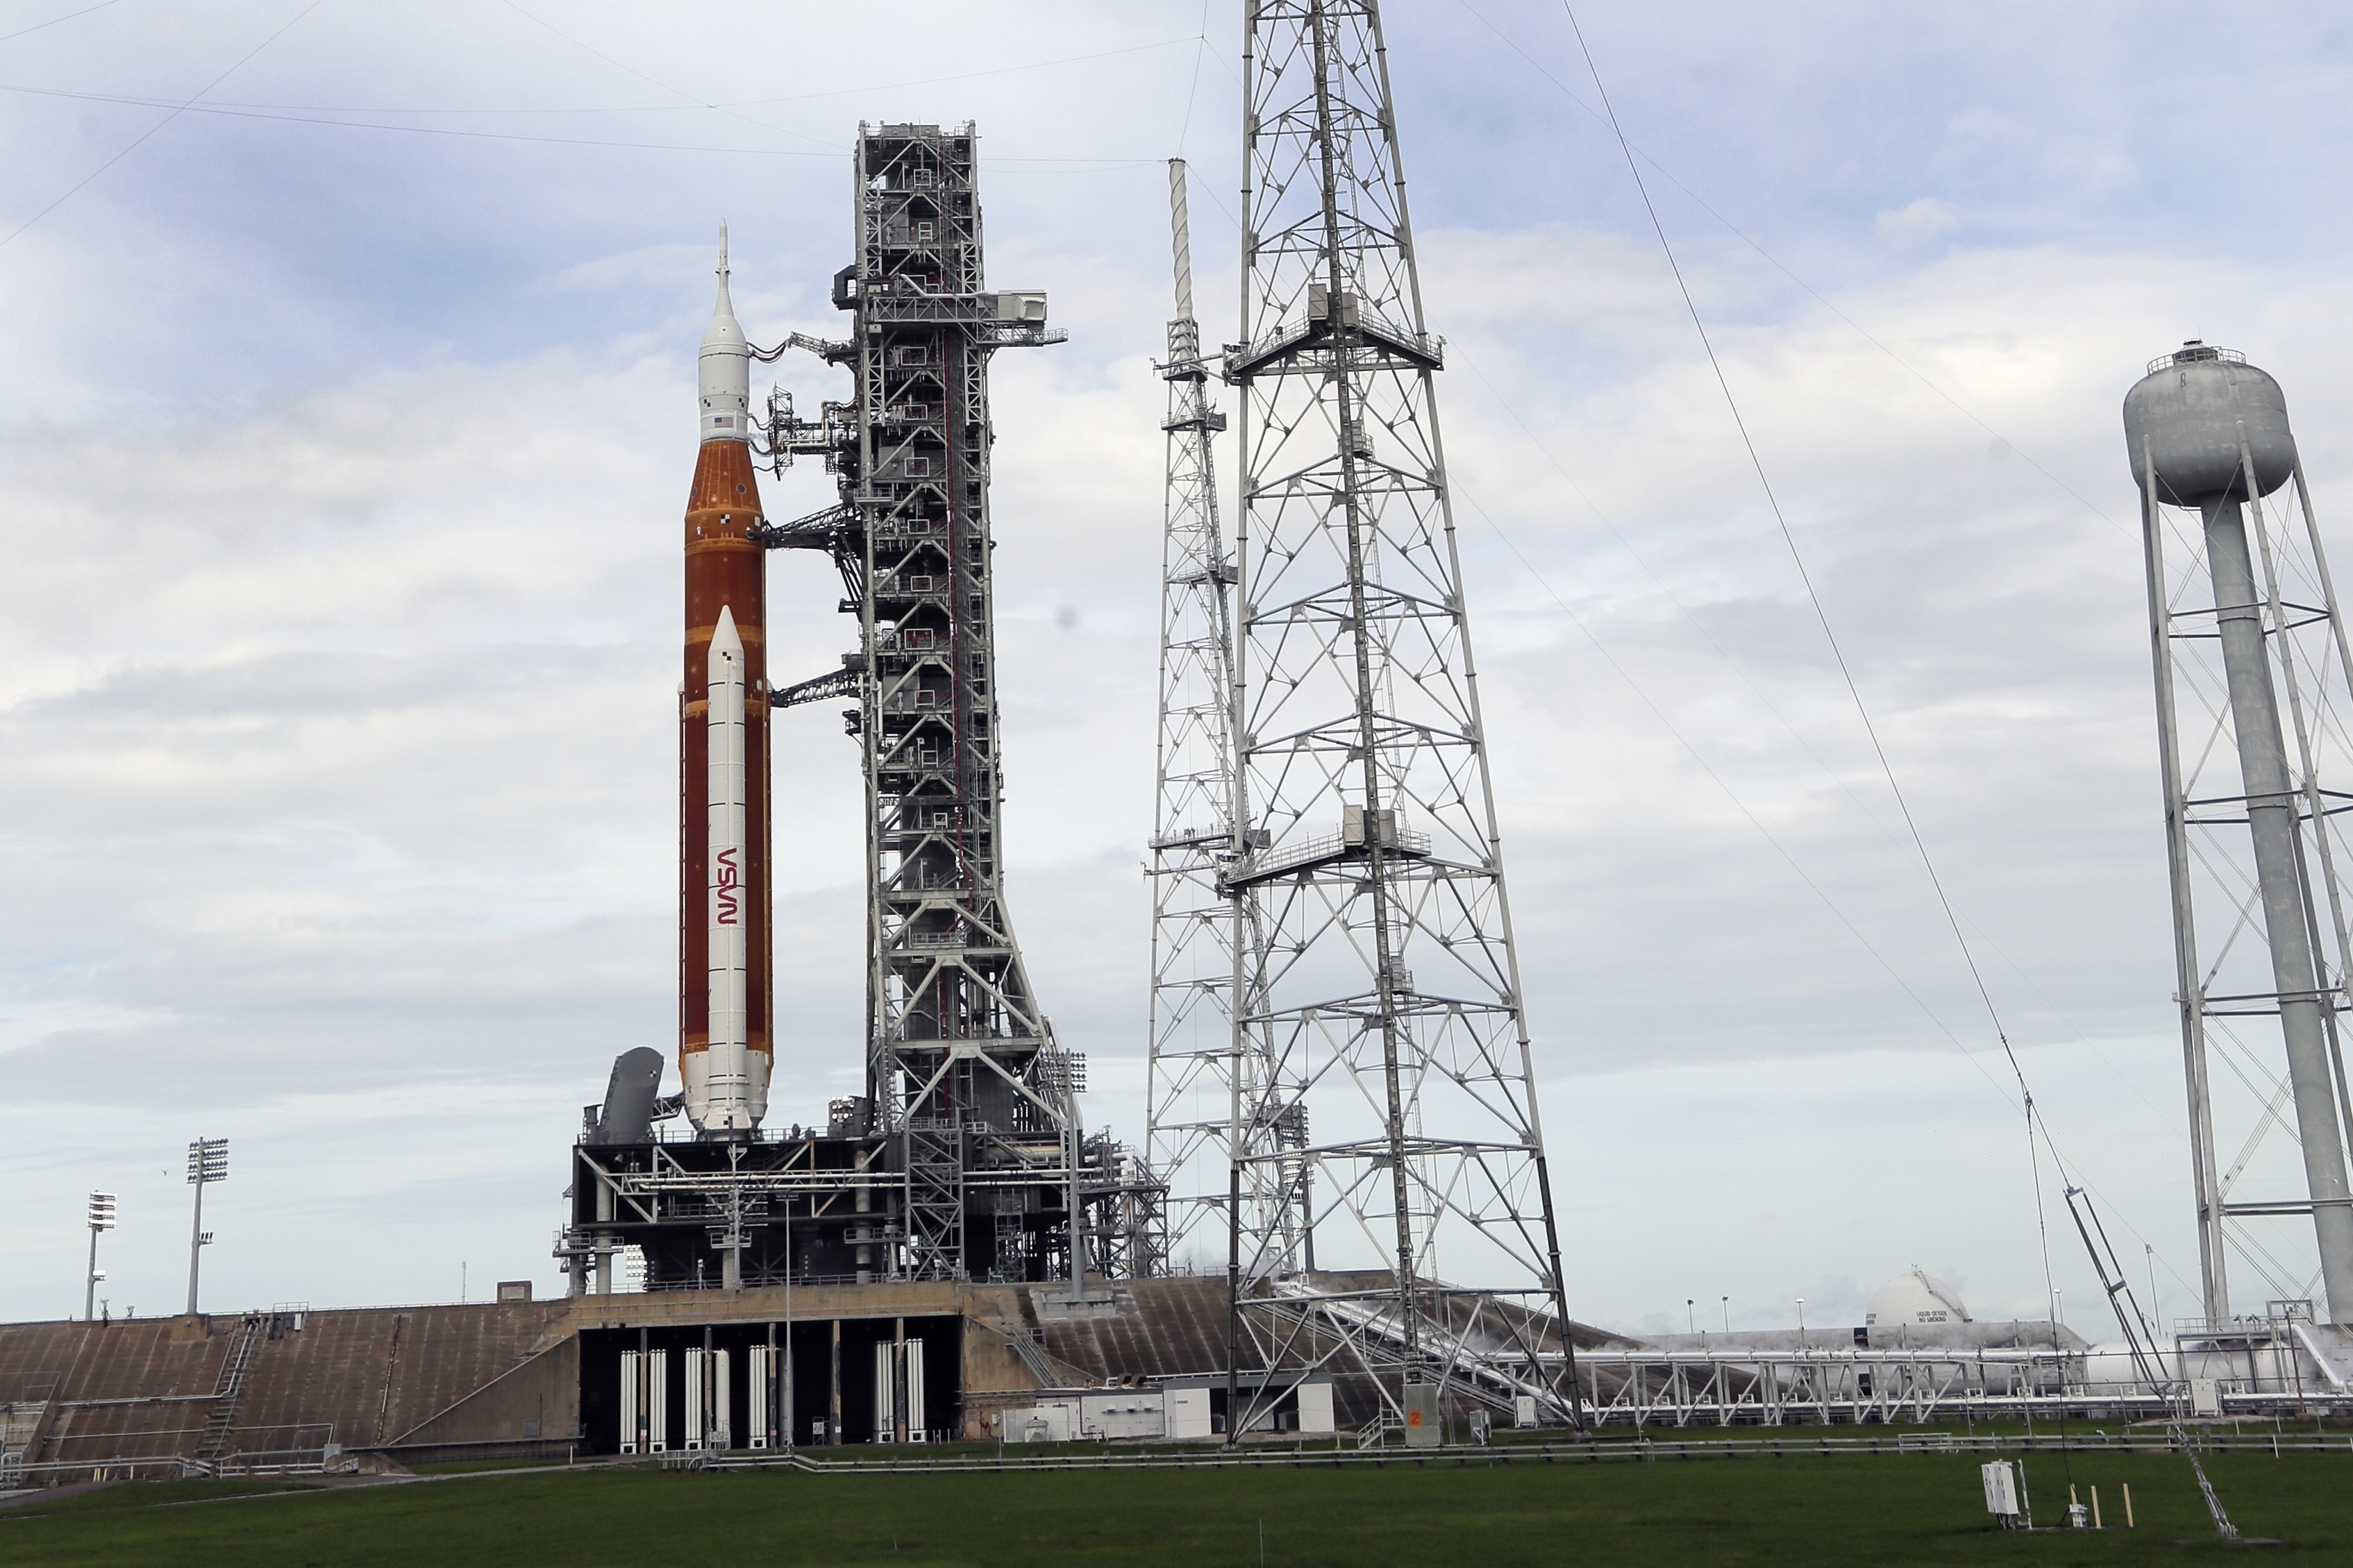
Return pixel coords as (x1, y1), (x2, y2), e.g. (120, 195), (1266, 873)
(764, 123), (1098, 1284)
(844, 125), (1077, 1284)
(1146, 159), (1303, 1281)
(1218, 0), (1571, 1409)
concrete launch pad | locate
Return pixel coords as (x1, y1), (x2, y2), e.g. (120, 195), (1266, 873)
(10, 1276), (1591, 1481)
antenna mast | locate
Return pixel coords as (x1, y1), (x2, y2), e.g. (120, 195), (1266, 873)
(1145, 160), (1299, 1281)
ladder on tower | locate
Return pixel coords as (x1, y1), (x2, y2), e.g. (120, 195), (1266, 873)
(192, 1313), (265, 1467)
(902, 1118), (966, 1281)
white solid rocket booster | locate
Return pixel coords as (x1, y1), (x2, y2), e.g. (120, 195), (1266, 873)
(705, 602), (753, 1131)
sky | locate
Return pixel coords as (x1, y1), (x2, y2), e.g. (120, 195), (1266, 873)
(4, 0), (2353, 1339)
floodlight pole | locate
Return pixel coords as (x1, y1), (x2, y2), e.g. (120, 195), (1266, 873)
(187, 1172), (208, 1317)
(185, 1138), (226, 1317)
(85, 1191), (117, 1322)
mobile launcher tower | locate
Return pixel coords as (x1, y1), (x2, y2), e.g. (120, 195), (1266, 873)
(559, 124), (1158, 1295)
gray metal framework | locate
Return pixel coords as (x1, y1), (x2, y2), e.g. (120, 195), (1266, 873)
(2136, 346), (2353, 1323)
(1575, 1305), (2353, 1429)
(1246, 1276), (1573, 1431)
(746, 122), (1152, 1286)
(1214, 0), (1569, 1404)
(1144, 158), (1302, 1281)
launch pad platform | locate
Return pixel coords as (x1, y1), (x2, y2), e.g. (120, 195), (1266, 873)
(553, 1118), (1159, 1295)
(1, 1275), (1491, 1478)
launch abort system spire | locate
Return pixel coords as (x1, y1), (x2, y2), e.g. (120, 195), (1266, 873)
(2127, 342), (2353, 1324)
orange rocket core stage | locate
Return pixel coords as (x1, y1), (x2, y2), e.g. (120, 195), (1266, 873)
(680, 438), (771, 1098)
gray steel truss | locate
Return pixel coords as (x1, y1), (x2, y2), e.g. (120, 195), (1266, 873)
(1572, 1319), (2353, 1429)
(1219, 0), (1569, 1396)
(2136, 363), (2353, 1323)
(750, 121), (1141, 1285)
(1145, 158), (1302, 1282)
(1571, 1350), (2084, 1431)
(1225, 1285), (2353, 1433)
(1232, 1276), (1572, 1433)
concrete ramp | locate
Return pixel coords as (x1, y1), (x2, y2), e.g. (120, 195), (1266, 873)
(0, 1303), (573, 1476)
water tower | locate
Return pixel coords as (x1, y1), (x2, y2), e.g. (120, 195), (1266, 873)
(2127, 343), (2353, 1324)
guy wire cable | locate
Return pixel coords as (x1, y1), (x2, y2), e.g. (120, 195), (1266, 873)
(1561, 4), (2083, 1465)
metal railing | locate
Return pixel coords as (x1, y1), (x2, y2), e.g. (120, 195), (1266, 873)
(698, 1426), (2353, 1476)
(2147, 344), (2245, 374)
(1229, 827), (1430, 884)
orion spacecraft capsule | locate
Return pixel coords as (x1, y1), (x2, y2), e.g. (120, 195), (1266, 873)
(678, 226), (771, 1135)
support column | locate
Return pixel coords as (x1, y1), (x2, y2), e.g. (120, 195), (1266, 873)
(2206, 496), (2353, 1318)
(594, 1179), (614, 1297)
(829, 1320), (843, 1446)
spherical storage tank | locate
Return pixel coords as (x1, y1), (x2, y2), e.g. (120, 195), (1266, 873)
(1864, 1267), (1971, 1331)
(2122, 342), (2297, 503)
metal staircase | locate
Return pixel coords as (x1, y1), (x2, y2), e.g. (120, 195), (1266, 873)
(1004, 1328), (1062, 1391)
(192, 1314), (265, 1466)
(1248, 1277), (1572, 1425)
(0, 1381), (57, 1482)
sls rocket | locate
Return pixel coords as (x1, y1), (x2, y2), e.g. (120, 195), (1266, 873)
(679, 226), (771, 1135)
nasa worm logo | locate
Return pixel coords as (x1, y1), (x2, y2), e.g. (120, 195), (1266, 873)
(713, 848), (741, 925)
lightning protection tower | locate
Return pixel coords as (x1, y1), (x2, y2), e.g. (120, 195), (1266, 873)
(1216, 0), (1571, 1422)
(1146, 158), (1301, 1282)
(2127, 342), (2353, 1326)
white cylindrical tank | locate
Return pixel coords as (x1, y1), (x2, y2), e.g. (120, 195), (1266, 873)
(2122, 342), (2297, 503)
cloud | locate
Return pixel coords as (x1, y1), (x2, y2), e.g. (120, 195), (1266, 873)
(1876, 197), (1963, 245)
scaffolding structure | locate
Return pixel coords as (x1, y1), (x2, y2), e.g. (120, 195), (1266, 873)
(771, 121), (1154, 1285)
(1193, 0), (1573, 1424)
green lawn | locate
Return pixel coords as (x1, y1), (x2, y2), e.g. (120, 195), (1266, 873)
(1, 1449), (2345, 1566)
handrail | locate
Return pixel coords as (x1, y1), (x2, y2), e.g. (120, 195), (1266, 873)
(1228, 827), (1430, 885)
(2147, 344), (2246, 374)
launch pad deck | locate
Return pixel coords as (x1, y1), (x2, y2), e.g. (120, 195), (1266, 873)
(556, 1129), (1144, 1293)
(0, 1276), (1402, 1476)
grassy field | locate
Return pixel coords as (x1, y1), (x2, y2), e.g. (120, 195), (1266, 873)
(1, 1447), (2346, 1566)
